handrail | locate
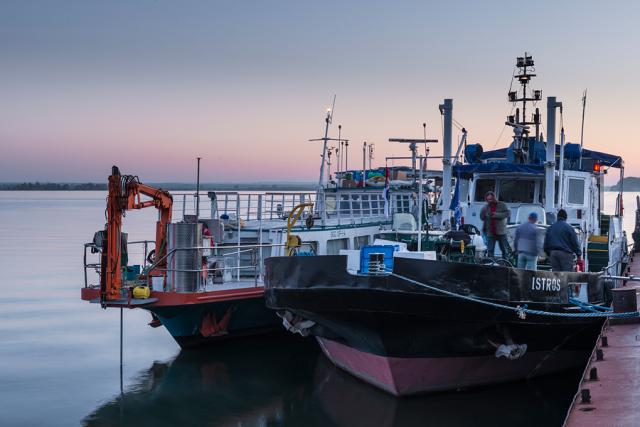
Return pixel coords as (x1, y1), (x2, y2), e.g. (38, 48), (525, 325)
(83, 239), (157, 288)
(84, 241), (290, 289)
(143, 243), (286, 276)
(169, 189), (411, 223)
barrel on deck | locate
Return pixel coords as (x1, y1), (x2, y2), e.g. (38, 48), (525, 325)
(167, 223), (202, 292)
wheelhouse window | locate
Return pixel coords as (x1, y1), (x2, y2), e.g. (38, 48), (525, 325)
(395, 194), (411, 213)
(303, 241), (318, 255)
(474, 179), (496, 201)
(327, 238), (348, 255)
(339, 194), (351, 217)
(324, 194), (337, 216)
(499, 179), (535, 203)
(567, 178), (585, 205)
(354, 235), (369, 249)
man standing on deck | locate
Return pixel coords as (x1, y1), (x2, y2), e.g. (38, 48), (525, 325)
(543, 209), (581, 272)
(514, 212), (541, 270)
(480, 191), (511, 258)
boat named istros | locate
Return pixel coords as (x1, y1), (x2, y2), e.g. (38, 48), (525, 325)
(264, 53), (632, 396)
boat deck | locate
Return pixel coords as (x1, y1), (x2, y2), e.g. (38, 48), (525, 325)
(564, 254), (640, 426)
(81, 279), (265, 308)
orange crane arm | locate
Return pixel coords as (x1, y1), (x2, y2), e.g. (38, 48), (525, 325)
(101, 166), (173, 303)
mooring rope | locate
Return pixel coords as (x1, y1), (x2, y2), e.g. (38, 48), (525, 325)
(390, 272), (639, 319)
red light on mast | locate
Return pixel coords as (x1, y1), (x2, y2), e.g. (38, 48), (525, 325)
(593, 162), (601, 173)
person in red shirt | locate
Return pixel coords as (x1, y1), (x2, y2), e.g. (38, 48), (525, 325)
(479, 191), (511, 259)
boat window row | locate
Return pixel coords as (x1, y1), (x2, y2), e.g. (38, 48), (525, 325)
(473, 177), (586, 206)
(324, 193), (409, 218)
(474, 178), (536, 203)
(306, 235), (371, 256)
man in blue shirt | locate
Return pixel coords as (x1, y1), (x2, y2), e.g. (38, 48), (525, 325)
(543, 209), (582, 272)
(514, 212), (541, 270)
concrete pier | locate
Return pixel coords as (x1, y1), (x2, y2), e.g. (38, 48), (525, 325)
(564, 255), (640, 426)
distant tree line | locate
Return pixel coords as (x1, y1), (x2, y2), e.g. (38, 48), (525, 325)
(0, 182), (107, 191)
(608, 177), (640, 191)
(0, 182), (315, 191)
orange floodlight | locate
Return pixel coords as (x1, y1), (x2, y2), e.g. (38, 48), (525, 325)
(593, 162), (601, 173)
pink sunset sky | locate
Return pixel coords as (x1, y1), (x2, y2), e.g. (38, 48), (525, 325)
(0, 1), (638, 183)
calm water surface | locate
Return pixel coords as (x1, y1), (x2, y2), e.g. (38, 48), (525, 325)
(0, 191), (634, 427)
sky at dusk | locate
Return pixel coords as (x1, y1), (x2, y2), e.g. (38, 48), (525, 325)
(0, 0), (638, 183)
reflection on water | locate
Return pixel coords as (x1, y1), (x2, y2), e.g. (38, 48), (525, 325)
(313, 356), (581, 427)
(84, 334), (582, 427)
(83, 335), (322, 427)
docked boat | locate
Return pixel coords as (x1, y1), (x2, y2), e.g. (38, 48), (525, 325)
(264, 54), (635, 395)
(80, 112), (423, 348)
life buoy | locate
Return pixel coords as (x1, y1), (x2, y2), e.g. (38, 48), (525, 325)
(146, 249), (156, 265)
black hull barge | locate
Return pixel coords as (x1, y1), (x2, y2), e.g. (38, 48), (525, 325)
(264, 256), (613, 396)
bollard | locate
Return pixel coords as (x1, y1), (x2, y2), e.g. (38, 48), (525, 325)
(581, 388), (591, 403)
(601, 336), (608, 347)
(596, 348), (604, 361)
(612, 288), (637, 313)
(589, 367), (598, 381)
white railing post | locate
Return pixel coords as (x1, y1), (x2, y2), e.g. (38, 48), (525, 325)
(268, 193), (274, 220)
(258, 194), (263, 283)
(236, 197), (241, 281)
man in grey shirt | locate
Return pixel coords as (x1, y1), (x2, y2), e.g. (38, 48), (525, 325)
(514, 212), (541, 270)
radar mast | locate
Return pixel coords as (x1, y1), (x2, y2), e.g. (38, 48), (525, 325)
(505, 53), (542, 163)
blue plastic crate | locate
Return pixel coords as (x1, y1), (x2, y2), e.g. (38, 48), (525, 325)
(124, 264), (141, 281)
(359, 245), (395, 273)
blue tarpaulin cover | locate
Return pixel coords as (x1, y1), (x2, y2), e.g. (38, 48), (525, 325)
(480, 145), (622, 168)
(453, 162), (544, 178)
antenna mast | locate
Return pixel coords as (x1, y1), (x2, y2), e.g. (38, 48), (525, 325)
(389, 124), (438, 185)
(315, 108), (332, 190)
(345, 139), (349, 171)
(195, 157), (201, 222)
(308, 97), (342, 218)
(337, 124), (342, 173)
(362, 141), (367, 187)
(506, 53), (542, 163)
(579, 89), (587, 169)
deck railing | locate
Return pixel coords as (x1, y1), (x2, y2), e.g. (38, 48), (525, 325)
(171, 191), (316, 222)
(83, 240), (312, 291)
(170, 190), (411, 224)
(83, 239), (155, 288)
